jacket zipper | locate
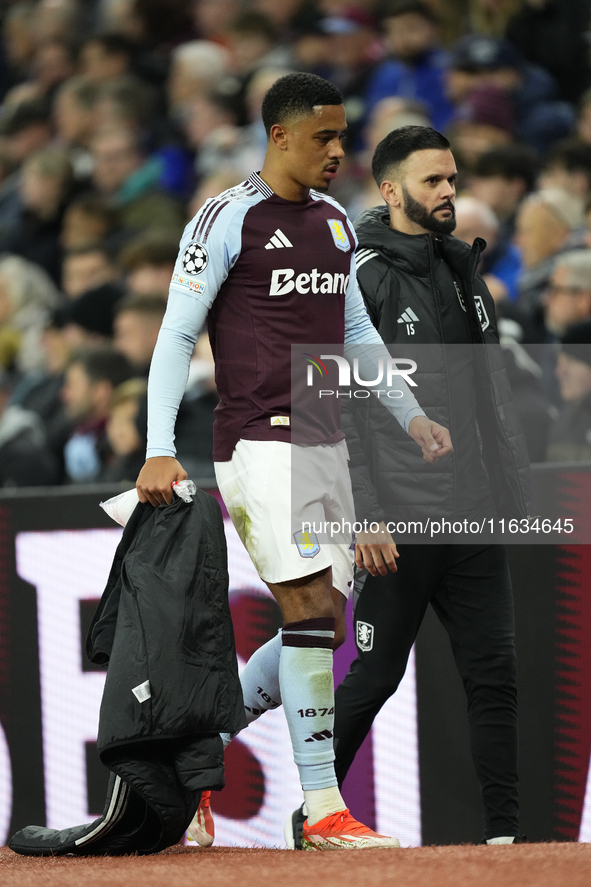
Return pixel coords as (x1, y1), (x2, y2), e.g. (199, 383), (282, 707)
(427, 236), (457, 517)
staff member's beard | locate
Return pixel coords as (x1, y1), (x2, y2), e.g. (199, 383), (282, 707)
(402, 185), (457, 235)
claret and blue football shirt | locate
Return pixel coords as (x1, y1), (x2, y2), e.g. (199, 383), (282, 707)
(147, 172), (425, 461)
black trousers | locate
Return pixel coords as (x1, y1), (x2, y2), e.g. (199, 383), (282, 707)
(334, 544), (518, 839)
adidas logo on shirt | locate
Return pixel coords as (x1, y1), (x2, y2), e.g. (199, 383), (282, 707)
(265, 229), (293, 249)
(397, 307), (419, 335)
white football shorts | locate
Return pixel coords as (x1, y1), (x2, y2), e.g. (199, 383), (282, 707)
(214, 439), (355, 597)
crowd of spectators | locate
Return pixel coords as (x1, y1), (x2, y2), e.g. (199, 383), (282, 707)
(0, 0), (589, 487)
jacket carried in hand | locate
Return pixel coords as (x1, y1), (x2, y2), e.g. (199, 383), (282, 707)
(10, 491), (246, 856)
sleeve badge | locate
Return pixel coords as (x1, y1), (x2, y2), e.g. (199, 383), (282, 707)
(182, 242), (209, 274)
(327, 219), (351, 252)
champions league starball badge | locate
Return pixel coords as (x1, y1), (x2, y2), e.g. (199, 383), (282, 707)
(182, 242), (209, 275)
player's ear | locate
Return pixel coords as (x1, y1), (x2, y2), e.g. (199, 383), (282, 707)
(380, 179), (401, 209)
(269, 123), (289, 152)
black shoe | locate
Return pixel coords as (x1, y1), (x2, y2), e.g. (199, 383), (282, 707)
(284, 804), (306, 849)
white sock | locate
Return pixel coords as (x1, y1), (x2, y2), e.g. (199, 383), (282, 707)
(221, 630), (282, 748)
(486, 836), (516, 845)
(279, 618), (347, 826)
(304, 786), (346, 826)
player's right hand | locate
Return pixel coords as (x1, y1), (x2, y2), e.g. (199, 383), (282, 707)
(136, 456), (188, 507)
(355, 520), (399, 576)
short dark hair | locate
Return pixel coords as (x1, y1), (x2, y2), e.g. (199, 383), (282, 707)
(545, 139), (591, 179)
(472, 144), (539, 192)
(372, 125), (450, 185)
(70, 346), (133, 388)
(261, 73), (342, 137)
(380, 0), (439, 25)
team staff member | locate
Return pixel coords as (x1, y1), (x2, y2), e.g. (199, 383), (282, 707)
(136, 77), (450, 851)
(290, 126), (532, 847)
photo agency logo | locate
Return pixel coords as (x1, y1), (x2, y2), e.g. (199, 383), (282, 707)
(303, 352), (418, 398)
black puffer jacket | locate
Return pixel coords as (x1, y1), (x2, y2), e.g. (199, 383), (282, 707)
(9, 491), (246, 856)
(344, 207), (533, 524)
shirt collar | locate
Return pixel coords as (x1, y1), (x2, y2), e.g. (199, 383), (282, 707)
(249, 171), (274, 198)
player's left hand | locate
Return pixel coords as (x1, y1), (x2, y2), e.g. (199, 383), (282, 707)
(408, 416), (453, 464)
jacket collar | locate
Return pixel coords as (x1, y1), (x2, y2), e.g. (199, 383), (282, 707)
(354, 205), (485, 280)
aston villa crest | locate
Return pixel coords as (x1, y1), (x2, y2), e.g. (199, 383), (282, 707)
(327, 219), (351, 252)
(356, 620), (374, 652)
(293, 529), (320, 558)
